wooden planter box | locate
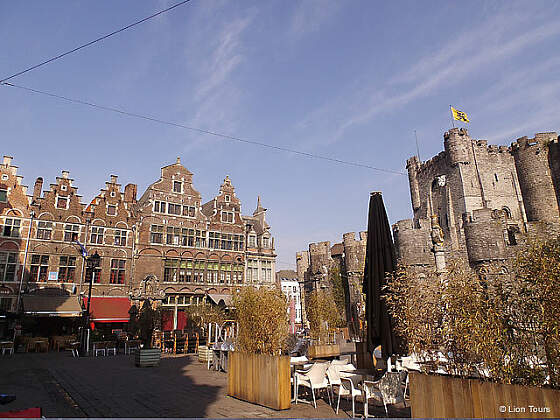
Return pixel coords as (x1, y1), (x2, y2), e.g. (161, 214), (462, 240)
(135, 348), (161, 367)
(410, 372), (560, 418)
(228, 352), (290, 410)
(308, 344), (340, 359)
(198, 345), (213, 363)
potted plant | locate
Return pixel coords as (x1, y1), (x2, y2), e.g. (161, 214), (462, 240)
(306, 289), (342, 359)
(134, 300), (161, 367)
(385, 238), (560, 418)
(228, 287), (291, 410)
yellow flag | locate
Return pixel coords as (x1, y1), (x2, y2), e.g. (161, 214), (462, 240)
(451, 106), (469, 123)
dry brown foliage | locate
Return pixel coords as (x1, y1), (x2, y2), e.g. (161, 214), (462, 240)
(385, 237), (560, 388)
(185, 303), (227, 330)
(306, 289), (343, 343)
(233, 286), (289, 355)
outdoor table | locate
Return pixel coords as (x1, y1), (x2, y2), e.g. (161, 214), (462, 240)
(0, 341), (14, 356)
(290, 360), (309, 402)
(340, 368), (377, 403)
(125, 340), (141, 355)
(27, 338), (49, 352)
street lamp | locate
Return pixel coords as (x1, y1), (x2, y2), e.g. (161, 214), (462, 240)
(80, 251), (100, 356)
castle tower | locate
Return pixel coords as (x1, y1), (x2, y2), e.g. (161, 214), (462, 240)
(511, 133), (560, 223)
(462, 208), (507, 265)
(392, 219), (433, 267)
(444, 128), (471, 166)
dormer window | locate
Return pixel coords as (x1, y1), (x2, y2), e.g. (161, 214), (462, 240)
(248, 235), (256, 247)
(173, 181), (182, 193)
(110, 191), (116, 197)
(0, 189), (6, 203)
(225, 195), (230, 202)
(56, 196), (69, 209)
(1, 174), (8, 181)
(107, 204), (117, 216)
(262, 236), (269, 248)
(61, 185), (67, 191)
(221, 211), (234, 223)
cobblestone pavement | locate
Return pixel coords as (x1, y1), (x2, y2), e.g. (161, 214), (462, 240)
(0, 352), (410, 418)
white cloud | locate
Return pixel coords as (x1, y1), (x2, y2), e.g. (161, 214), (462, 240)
(296, 6), (560, 148)
(289, 0), (340, 38)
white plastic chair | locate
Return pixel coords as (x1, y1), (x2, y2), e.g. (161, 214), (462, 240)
(337, 377), (362, 417)
(295, 362), (331, 408)
(1, 342), (14, 356)
(93, 342), (106, 357)
(106, 342), (117, 356)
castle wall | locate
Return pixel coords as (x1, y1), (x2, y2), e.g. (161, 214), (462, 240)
(512, 133), (560, 223)
(396, 128), (559, 272)
(393, 219), (433, 266)
(463, 208), (507, 265)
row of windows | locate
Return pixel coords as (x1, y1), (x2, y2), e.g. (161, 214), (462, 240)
(28, 254), (126, 284)
(1, 219), (129, 246)
(163, 258), (244, 284)
(150, 226), (245, 250)
(2, 217), (270, 250)
(154, 200), (197, 217)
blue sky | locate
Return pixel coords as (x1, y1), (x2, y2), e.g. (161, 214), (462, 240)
(1, 1), (560, 270)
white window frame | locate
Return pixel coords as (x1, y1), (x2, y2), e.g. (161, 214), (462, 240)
(56, 195), (69, 210)
(107, 203), (118, 216)
(173, 181), (183, 193)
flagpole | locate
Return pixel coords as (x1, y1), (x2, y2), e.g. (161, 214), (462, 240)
(449, 105), (455, 128)
(414, 130), (421, 162)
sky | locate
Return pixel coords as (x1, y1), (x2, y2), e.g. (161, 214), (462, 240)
(1, 1), (560, 270)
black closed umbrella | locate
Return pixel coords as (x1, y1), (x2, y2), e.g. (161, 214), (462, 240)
(363, 191), (402, 359)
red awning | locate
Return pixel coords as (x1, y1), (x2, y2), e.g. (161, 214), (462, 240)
(83, 297), (131, 323)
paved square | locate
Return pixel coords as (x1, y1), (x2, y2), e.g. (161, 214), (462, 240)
(0, 352), (410, 418)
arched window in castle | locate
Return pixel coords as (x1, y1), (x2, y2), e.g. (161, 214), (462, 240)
(502, 206), (512, 219)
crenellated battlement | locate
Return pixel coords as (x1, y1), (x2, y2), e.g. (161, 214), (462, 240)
(416, 151), (447, 174)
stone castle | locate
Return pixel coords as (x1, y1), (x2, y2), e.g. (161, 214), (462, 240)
(296, 231), (367, 331)
(393, 128), (560, 272)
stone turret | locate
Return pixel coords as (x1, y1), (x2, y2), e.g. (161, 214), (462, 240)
(511, 133), (560, 223)
(392, 219), (432, 266)
(463, 208), (507, 265)
(444, 128), (471, 166)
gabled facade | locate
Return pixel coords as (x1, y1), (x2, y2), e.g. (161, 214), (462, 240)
(0, 155), (277, 322)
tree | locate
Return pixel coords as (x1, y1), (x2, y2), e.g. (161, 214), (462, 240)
(328, 266), (346, 321)
(234, 287), (289, 355)
(384, 237), (560, 388)
(137, 300), (158, 349)
(306, 289), (343, 343)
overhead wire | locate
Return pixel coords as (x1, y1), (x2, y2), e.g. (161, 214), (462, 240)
(0, 81), (406, 175)
(0, 0), (192, 83)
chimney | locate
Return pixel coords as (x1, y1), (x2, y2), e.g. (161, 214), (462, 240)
(110, 175), (118, 184)
(33, 177), (43, 201)
(3, 156), (13, 166)
(124, 184), (137, 203)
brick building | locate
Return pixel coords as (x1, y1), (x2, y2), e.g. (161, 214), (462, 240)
(393, 128), (560, 272)
(0, 156), (276, 331)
